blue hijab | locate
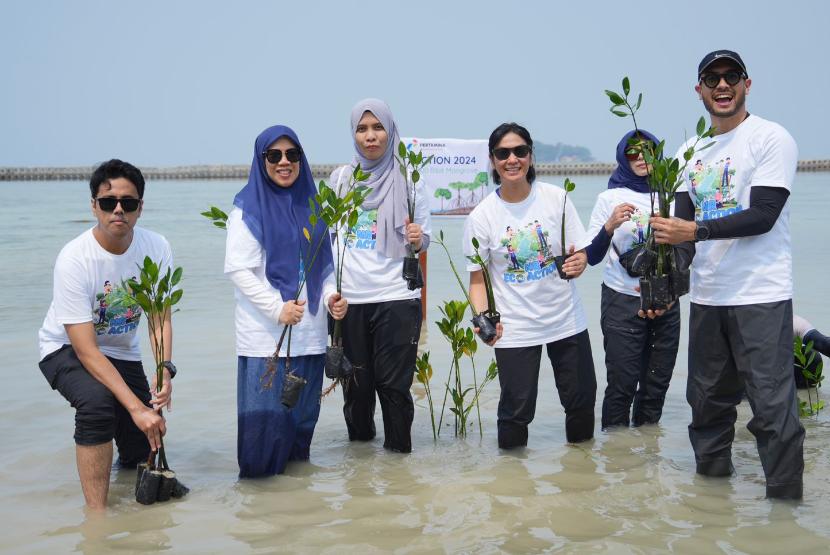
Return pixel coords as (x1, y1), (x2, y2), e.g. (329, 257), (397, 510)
(233, 125), (332, 315)
(607, 129), (660, 193)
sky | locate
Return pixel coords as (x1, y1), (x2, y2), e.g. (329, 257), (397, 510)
(2, 0), (828, 167)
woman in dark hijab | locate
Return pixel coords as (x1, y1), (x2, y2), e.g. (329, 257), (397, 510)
(585, 129), (681, 430)
(225, 125), (347, 477)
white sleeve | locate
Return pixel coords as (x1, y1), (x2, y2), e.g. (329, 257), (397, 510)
(564, 195), (590, 252)
(463, 209), (490, 272)
(228, 268), (285, 324)
(586, 194), (611, 240)
(322, 271), (337, 314)
(751, 126), (798, 191)
(52, 249), (93, 325)
(224, 208), (263, 273)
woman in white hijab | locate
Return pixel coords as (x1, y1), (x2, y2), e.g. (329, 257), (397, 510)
(329, 98), (431, 453)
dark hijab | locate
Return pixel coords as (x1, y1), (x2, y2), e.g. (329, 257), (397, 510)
(233, 125), (332, 315)
(607, 129), (660, 193)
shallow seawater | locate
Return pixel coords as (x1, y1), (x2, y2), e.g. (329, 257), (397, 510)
(1, 176), (828, 554)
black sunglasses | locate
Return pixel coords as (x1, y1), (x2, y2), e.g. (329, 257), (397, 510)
(699, 70), (746, 88)
(492, 145), (532, 161)
(95, 197), (141, 212)
(262, 147), (302, 164)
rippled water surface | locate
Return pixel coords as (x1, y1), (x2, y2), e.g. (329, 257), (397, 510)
(1, 176), (828, 553)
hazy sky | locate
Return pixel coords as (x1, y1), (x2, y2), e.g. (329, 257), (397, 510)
(2, 0), (828, 167)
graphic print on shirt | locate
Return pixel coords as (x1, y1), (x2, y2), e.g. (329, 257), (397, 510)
(345, 208), (378, 250)
(93, 280), (142, 336)
(688, 157), (743, 221)
(500, 221), (558, 283)
(625, 208), (650, 251)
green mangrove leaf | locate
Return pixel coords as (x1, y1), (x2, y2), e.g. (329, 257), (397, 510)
(605, 90), (625, 105)
(622, 76), (630, 96)
(398, 141), (407, 159)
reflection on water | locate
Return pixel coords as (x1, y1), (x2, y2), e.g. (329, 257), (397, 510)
(1, 178), (829, 553)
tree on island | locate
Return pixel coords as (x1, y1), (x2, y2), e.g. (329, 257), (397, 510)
(434, 187), (452, 211)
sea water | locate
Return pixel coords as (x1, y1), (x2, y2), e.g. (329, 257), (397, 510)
(0, 174), (828, 553)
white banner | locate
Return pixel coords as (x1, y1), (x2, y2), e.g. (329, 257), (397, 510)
(402, 138), (492, 214)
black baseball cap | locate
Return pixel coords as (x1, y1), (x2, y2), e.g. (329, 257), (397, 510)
(697, 50), (748, 78)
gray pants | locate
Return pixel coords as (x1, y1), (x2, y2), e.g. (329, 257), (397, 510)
(687, 300), (804, 498)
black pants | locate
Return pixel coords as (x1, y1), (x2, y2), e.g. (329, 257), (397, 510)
(494, 330), (596, 448)
(340, 299), (422, 453)
(39, 344), (152, 467)
(687, 301), (804, 499)
(600, 284), (680, 428)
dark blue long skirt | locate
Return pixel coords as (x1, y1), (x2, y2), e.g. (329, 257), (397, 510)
(237, 354), (324, 478)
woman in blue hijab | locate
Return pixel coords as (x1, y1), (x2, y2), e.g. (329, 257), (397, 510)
(585, 129), (682, 430)
(225, 125), (348, 478)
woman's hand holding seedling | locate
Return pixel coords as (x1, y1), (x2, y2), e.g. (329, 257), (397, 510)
(561, 246), (588, 278)
(279, 300), (306, 326)
(473, 321), (503, 347)
(327, 293), (348, 320)
(605, 203), (636, 234)
(404, 217), (423, 251)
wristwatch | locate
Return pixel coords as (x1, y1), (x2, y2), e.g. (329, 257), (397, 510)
(694, 222), (710, 242)
(162, 361), (177, 379)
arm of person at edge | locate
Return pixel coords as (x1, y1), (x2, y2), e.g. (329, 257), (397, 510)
(64, 322), (166, 452)
(147, 310), (174, 411)
(636, 192), (698, 319)
(469, 270), (503, 346)
(561, 195), (589, 278)
(649, 187), (790, 244)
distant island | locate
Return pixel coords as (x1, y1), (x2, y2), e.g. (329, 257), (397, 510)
(534, 141), (594, 163)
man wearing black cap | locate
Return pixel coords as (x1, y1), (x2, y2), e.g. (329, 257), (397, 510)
(650, 50), (804, 499)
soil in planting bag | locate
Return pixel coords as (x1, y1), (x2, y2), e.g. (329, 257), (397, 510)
(402, 257), (424, 290)
(618, 244), (656, 278)
(136, 468), (163, 505)
(638, 277), (655, 312)
(325, 345), (353, 380)
(280, 371), (307, 408)
(471, 311), (500, 343)
(171, 478), (190, 499)
(135, 462), (150, 497)
(553, 254), (573, 280)
(170, 478), (190, 499)
(650, 274), (673, 310)
(670, 268), (690, 298)
(156, 470), (177, 502)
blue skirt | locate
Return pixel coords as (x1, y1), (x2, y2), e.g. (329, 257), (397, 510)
(237, 354), (324, 478)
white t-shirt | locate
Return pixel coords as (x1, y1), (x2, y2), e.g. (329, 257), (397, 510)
(224, 208), (335, 358)
(38, 227), (173, 361)
(463, 181), (590, 348)
(587, 188), (661, 296)
(676, 114), (797, 306)
(330, 165), (432, 305)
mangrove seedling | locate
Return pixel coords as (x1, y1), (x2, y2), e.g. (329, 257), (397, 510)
(553, 178), (577, 280)
(606, 76), (716, 310)
(200, 205), (229, 229)
(126, 256), (189, 505)
(435, 299), (499, 438)
(434, 229), (500, 343)
(415, 351), (437, 440)
(318, 166), (371, 392)
(795, 336), (824, 417)
(395, 141), (434, 290)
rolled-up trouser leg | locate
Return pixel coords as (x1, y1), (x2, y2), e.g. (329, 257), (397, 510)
(371, 299), (421, 453)
(633, 301), (680, 426)
(547, 330), (597, 443)
(730, 300), (804, 499)
(687, 303), (741, 477)
(494, 346), (542, 449)
(341, 304), (377, 442)
(600, 285), (648, 428)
